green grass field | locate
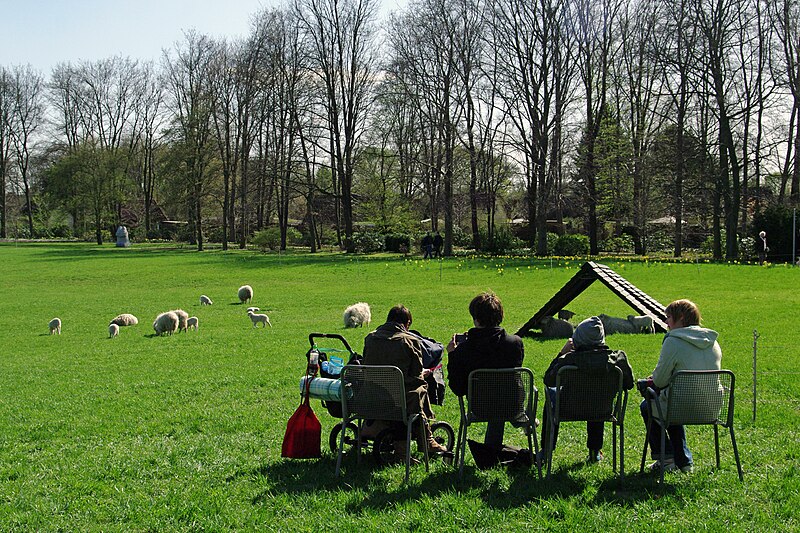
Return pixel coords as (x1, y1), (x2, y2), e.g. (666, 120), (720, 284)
(0, 242), (797, 530)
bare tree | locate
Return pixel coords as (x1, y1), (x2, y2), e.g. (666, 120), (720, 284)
(0, 67), (12, 238)
(771, 0), (800, 203)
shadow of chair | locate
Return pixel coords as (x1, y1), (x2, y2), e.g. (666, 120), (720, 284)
(545, 364), (627, 480)
(640, 369), (743, 483)
(335, 364), (429, 483)
(455, 367), (541, 479)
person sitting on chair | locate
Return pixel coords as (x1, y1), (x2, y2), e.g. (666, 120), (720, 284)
(447, 291), (524, 450)
(362, 304), (448, 456)
(540, 316), (634, 463)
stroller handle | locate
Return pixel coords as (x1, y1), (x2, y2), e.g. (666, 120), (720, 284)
(308, 332), (354, 353)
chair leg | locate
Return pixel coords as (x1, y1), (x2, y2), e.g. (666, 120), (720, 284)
(640, 417), (650, 474)
(660, 424), (667, 484)
(458, 422), (468, 479)
(404, 421), (413, 483)
(619, 422), (625, 481)
(420, 420), (430, 473)
(612, 423), (618, 474)
(729, 426), (744, 481)
(546, 413), (555, 478)
(714, 425), (721, 468)
(530, 421), (542, 480)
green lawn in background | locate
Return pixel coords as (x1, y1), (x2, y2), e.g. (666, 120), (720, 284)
(0, 242), (797, 530)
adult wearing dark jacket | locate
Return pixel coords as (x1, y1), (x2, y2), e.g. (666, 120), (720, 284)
(447, 292), (524, 449)
(541, 316), (634, 463)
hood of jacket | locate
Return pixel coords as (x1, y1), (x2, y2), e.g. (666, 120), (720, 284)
(664, 325), (719, 349)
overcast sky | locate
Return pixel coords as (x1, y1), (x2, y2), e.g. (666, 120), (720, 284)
(0, 0), (406, 74)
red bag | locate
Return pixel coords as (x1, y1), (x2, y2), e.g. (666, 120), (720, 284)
(281, 375), (322, 459)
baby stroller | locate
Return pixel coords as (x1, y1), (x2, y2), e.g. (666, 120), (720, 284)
(302, 332), (455, 465)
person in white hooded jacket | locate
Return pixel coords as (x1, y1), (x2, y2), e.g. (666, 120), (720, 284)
(641, 299), (722, 473)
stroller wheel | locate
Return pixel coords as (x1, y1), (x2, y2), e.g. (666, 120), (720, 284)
(329, 422), (359, 453)
(430, 421), (455, 452)
(373, 429), (399, 465)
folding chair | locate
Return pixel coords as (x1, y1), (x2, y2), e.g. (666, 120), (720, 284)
(455, 367), (541, 479)
(640, 369), (743, 483)
(335, 365), (429, 483)
(544, 364), (627, 479)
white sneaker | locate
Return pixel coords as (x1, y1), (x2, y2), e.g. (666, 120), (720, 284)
(649, 458), (676, 472)
(680, 464), (694, 473)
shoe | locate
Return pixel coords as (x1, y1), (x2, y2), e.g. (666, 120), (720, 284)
(679, 463), (694, 473)
(587, 449), (604, 463)
(425, 438), (448, 455)
(649, 458), (676, 472)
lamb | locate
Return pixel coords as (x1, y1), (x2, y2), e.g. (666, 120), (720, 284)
(343, 302), (371, 328)
(153, 311), (179, 336)
(187, 316), (199, 331)
(627, 314), (655, 334)
(170, 309), (189, 332)
(538, 315), (574, 338)
(238, 285), (254, 304)
(598, 313), (637, 335)
(48, 317), (62, 335)
(247, 307), (260, 313)
(199, 295), (213, 306)
(109, 323), (119, 338)
(109, 313), (139, 327)
(247, 310), (272, 328)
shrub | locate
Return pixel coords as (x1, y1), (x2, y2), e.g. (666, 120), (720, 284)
(384, 233), (411, 253)
(251, 227), (282, 252)
(553, 234), (589, 256)
(601, 233), (635, 253)
(352, 231), (384, 253)
(478, 226), (524, 254)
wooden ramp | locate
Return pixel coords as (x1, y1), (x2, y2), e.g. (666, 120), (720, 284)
(516, 261), (668, 336)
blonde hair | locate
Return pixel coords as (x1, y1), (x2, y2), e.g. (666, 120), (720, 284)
(665, 299), (701, 327)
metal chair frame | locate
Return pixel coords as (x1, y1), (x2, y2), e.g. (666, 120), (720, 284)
(455, 367), (541, 479)
(640, 369), (743, 483)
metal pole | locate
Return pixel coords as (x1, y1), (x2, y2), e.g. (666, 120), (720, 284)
(793, 208), (796, 266)
(752, 329), (759, 423)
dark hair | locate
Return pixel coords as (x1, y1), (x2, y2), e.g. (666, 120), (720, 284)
(469, 292), (504, 327)
(387, 304), (412, 326)
(665, 299), (701, 327)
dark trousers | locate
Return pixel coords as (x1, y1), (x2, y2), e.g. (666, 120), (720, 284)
(640, 399), (693, 468)
(542, 387), (605, 452)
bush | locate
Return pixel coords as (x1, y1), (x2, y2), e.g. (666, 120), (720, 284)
(251, 227), (282, 252)
(352, 231), (384, 253)
(553, 234), (589, 256)
(384, 233), (411, 253)
(601, 233), (635, 253)
(478, 226), (524, 254)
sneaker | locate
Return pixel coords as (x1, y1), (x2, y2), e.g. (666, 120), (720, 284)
(679, 463), (694, 473)
(649, 458), (676, 472)
(587, 449), (604, 463)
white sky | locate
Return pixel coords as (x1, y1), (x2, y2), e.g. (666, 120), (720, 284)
(0, 0), (406, 74)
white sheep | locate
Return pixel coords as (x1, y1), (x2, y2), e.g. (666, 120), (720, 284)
(109, 323), (119, 338)
(199, 295), (213, 306)
(109, 313), (139, 327)
(538, 315), (574, 338)
(343, 302), (371, 328)
(627, 314), (655, 334)
(598, 313), (637, 335)
(238, 285), (254, 304)
(170, 309), (189, 332)
(247, 310), (272, 328)
(48, 317), (62, 335)
(187, 316), (199, 331)
(247, 307), (260, 313)
(153, 311), (179, 336)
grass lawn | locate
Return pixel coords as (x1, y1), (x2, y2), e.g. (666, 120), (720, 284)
(0, 242), (797, 530)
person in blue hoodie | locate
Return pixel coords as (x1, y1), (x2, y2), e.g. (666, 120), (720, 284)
(641, 299), (722, 474)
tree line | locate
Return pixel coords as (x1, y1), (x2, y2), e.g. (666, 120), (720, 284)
(0, 0), (798, 259)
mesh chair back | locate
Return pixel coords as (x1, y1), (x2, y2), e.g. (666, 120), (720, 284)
(467, 368), (533, 425)
(665, 370), (732, 426)
(555, 365), (623, 422)
(341, 365), (407, 422)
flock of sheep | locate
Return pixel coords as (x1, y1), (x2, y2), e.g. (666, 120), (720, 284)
(538, 310), (656, 338)
(47, 285), (273, 338)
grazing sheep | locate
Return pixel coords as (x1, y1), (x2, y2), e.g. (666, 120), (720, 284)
(247, 310), (272, 328)
(109, 323), (119, 338)
(199, 295), (213, 306)
(153, 311), (179, 336)
(48, 317), (62, 335)
(598, 313), (637, 335)
(247, 307), (260, 313)
(170, 309), (189, 332)
(238, 285), (254, 304)
(557, 309), (576, 321)
(627, 314), (655, 334)
(538, 315), (574, 338)
(343, 302), (371, 328)
(109, 313), (139, 327)
(187, 316), (199, 331)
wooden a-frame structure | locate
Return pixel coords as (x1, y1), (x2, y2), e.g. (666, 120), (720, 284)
(516, 261), (668, 337)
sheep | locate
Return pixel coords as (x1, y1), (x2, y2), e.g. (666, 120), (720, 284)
(109, 313), (139, 327)
(247, 307), (260, 313)
(199, 295), (213, 306)
(627, 314), (655, 334)
(187, 316), (199, 331)
(238, 285), (254, 304)
(343, 302), (371, 328)
(153, 311), (179, 336)
(48, 317), (62, 335)
(598, 313), (637, 335)
(170, 309), (189, 332)
(557, 309), (576, 321)
(247, 310), (272, 328)
(109, 323), (119, 338)
(538, 315), (574, 338)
